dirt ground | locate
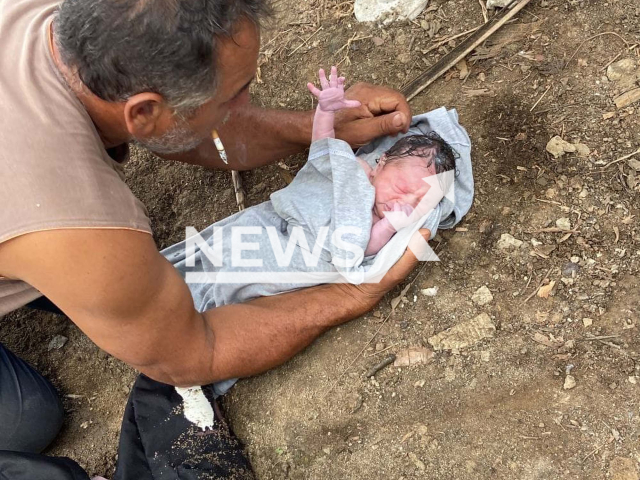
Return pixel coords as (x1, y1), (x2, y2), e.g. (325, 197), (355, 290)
(2, 0), (640, 478)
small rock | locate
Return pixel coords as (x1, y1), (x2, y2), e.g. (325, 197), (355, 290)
(628, 158), (640, 171)
(421, 286), (438, 297)
(486, 0), (512, 8)
(480, 350), (491, 362)
(48, 335), (68, 351)
(563, 375), (577, 390)
(408, 452), (426, 471)
(609, 456), (640, 480)
(574, 143), (591, 157)
(354, 0), (428, 22)
(562, 262), (580, 277)
(398, 52), (411, 64)
(428, 313), (496, 352)
(497, 233), (523, 250)
(582, 318), (593, 327)
(606, 58), (639, 88)
(546, 136), (576, 158)
(371, 36), (385, 46)
(607, 58), (637, 79)
(556, 217), (571, 230)
(472, 286), (494, 306)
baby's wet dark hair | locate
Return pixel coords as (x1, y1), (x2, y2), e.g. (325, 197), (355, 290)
(383, 132), (458, 174)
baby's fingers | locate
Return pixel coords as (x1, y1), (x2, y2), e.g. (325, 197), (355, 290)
(319, 68), (329, 89)
(307, 82), (322, 98)
(329, 66), (338, 88)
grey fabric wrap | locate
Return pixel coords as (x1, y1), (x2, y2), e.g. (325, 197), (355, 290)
(162, 107), (474, 311)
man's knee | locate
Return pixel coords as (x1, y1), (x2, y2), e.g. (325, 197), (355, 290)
(0, 344), (64, 453)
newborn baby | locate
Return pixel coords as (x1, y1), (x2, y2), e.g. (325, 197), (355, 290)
(307, 66), (457, 255)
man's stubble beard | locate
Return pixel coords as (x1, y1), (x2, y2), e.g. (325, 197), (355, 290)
(136, 111), (232, 155)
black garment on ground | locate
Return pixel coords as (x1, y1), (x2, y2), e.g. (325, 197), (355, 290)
(0, 326), (253, 479)
(0, 343), (64, 453)
(114, 375), (255, 480)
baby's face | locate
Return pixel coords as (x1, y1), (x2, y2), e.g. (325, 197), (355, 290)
(370, 155), (435, 218)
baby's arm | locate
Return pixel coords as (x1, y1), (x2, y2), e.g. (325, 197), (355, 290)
(307, 66), (361, 142)
(365, 203), (414, 256)
(365, 216), (396, 256)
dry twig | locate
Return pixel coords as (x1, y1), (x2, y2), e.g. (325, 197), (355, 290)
(564, 31), (630, 69)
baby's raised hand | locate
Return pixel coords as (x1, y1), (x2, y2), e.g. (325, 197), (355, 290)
(382, 202), (414, 232)
(307, 66), (362, 112)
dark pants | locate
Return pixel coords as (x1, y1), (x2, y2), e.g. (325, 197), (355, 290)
(0, 300), (254, 479)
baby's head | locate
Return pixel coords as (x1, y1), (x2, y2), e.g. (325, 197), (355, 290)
(369, 132), (457, 218)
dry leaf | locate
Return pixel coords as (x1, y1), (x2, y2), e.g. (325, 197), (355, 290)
(393, 347), (434, 367)
(457, 59), (469, 80)
(391, 284), (411, 311)
(537, 281), (556, 298)
(532, 332), (563, 348)
(428, 313), (496, 352)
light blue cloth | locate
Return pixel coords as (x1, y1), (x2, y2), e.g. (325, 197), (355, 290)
(161, 107), (474, 395)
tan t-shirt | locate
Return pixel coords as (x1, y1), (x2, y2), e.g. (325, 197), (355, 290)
(0, 0), (152, 316)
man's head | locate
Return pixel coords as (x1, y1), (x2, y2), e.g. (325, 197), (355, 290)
(54, 0), (271, 153)
(369, 133), (457, 218)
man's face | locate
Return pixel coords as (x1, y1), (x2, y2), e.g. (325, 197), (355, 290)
(137, 18), (260, 154)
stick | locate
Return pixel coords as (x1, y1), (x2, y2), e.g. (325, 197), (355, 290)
(401, 0), (532, 101)
(602, 148), (640, 169)
(365, 355), (396, 378)
(231, 170), (245, 212)
(478, 0), (489, 23)
(522, 267), (553, 304)
(324, 263), (428, 397)
(287, 26), (323, 57)
(422, 26), (483, 56)
(564, 31), (630, 70)
(530, 85), (551, 112)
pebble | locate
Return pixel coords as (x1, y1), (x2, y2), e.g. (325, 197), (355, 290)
(582, 318), (593, 327)
(486, 0), (512, 8)
(354, 0), (428, 22)
(562, 261), (580, 277)
(421, 286), (438, 297)
(546, 136), (576, 158)
(563, 375), (577, 390)
(574, 143), (591, 157)
(48, 335), (68, 351)
(472, 286), (494, 306)
(606, 58), (640, 89)
(497, 233), (523, 250)
(556, 217), (571, 230)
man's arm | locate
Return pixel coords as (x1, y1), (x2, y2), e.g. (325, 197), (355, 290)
(160, 83), (412, 170)
(0, 228), (426, 386)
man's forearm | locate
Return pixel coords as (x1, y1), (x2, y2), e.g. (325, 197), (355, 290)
(201, 283), (378, 383)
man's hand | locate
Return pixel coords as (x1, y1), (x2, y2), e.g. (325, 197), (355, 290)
(342, 228), (431, 307)
(335, 82), (412, 147)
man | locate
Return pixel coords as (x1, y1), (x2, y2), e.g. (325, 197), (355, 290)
(0, 0), (429, 477)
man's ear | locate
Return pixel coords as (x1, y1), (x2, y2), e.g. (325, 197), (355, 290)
(123, 93), (171, 139)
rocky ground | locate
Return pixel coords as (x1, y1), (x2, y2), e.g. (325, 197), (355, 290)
(1, 0), (639, 478)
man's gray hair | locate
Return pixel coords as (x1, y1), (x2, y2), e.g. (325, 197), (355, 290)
(54, 0), (271, 112)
